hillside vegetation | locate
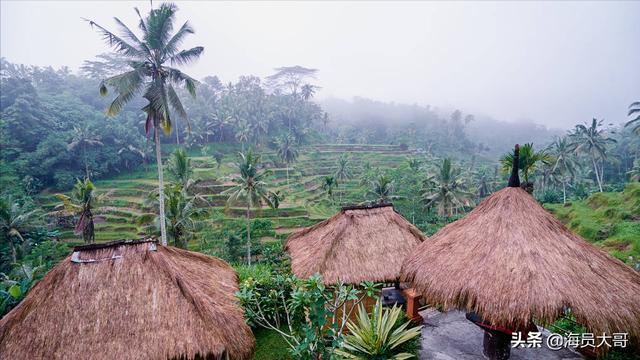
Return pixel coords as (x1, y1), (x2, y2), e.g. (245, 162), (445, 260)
(38, 143), (413, 249)
(546, 182), (640, 266)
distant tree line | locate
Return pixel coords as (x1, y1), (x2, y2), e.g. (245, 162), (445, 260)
(0, 58), (324, 192)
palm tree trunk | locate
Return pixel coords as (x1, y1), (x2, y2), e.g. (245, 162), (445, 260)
(83, 144), (89, 180)
(562, 180), (567, 204)
(155, 127), (169, 246)
(8, 239), (16, 263)
(175, 119), (180, 145)
(286, 165), (290, 187)
(592, 157), (603, 192)
(246, 202), (252, 266)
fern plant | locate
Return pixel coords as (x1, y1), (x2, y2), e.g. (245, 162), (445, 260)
(335, 299), (423, 359)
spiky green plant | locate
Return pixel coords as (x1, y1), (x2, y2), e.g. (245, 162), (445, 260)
(335, 299), (423, 360)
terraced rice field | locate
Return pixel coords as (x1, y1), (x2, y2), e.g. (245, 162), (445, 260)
(40, 144), (412, 247)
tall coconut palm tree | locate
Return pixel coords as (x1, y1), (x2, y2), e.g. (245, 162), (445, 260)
(0, 197), (38, 263)
(368, 174), (396, 204)
(334, 154), (351, 203)
(500, 143), (551, 193)
(548, 137), (578, 203)
(67, 125), (103, 179)
(223, 150), (273, 265)
(626, 101), (640, 135)
(570, 119), (617, 192)
(422, 158), (474, 217)
(276, 133), (298, 186)
(55, 179), (107, 244)
(86, 3), (204, 246)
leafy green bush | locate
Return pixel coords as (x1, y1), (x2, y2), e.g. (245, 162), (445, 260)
(237, 273), (381, 359)
(235, 263), (274, 284)
(0, 262), (46, 316)
(23, 240), (71, 269)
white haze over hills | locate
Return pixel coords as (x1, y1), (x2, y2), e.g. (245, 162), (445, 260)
(321, 96), (563, 158)
(1, 1), (639, 131)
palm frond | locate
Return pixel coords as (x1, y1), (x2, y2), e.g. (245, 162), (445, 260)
(169, 46), (204, 67)
(84, 18), (145, 58)
(628, 101), (640, 116)
(163, 21), (194, 56)
(143, 79), (172, 134)
(167, 84), (188, 120)
(104, 70), (145, 116)
(145, 2), (178, 50)
(166, 67), (198, 96)
(133, 7), (148, 33)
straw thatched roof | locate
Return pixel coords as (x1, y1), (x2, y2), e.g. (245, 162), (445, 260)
(402, 186), (640, 340)
(285, 203), (427, 284)
(0, 240), (255, 360)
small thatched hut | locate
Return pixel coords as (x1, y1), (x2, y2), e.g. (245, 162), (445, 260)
(0, 240), (255, 360)
(402, 146), (640, 350)
(285, 203), (427, 284)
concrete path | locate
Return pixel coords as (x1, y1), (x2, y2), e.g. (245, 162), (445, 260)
(419, 310), (584, 360)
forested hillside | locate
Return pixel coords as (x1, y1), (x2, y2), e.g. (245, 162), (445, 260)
(546, 182), (640, 266)
(1, 2), (640, 359)
(1, 55), (639, 318)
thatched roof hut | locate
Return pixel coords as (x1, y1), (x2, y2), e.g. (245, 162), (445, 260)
(402, 146), (640, 342)
(0, 240), (255, 360)
(285, 203), (427, 284)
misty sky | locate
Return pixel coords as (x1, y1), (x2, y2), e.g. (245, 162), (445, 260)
(2, 1), (639, 129)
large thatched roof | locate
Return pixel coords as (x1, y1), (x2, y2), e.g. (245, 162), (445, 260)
(402, 186), (640, 340)
(0, 240), (255, 360)
(285, 203), (427, 284)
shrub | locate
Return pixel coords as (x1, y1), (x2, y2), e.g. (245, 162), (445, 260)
(235, 263), (274, 284)
(335, 299), (423, 360)
(237, 273), (381, 359)
(23, 240), (71, 270)
(53, 171), (76, 190)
